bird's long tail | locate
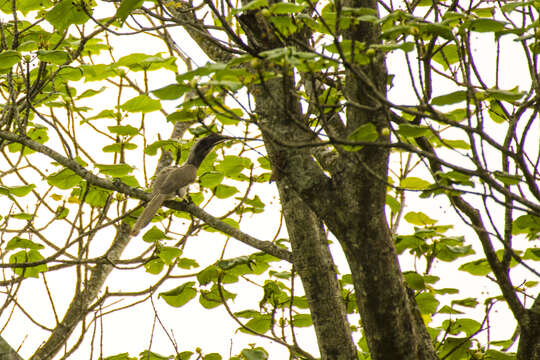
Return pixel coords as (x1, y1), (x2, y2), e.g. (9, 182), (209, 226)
(130, 194), (167, 236)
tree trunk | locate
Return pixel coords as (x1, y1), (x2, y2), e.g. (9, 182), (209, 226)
(279, 185), (357, 359)
(517, 294), (540, 360)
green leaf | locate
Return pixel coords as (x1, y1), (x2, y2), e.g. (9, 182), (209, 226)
(199, 284), (236, 309)
(55, 206), (69, 219)
(177, 258), (199, 269)
(144, 139), (181, 156)
(199, 171), (224, 188)
(84, 109), (118, 122)
(444, 318), (481, 336)
(235, 310), (262, 318)
(488, 101), (507, 123)
(257, 157), (271, 170)
(142, 227), (171, 243)
(115, 0), (143, 22)
(11, 213), (33, 220)
(501, 1), (530, 13)
(197, 265), (219, 285)
(0, 50), (21, 70)
(438, 138), (471, 150)
(400, 177), (431, 190)
(11, 0), (53, 14)
(292, 314), (312, 327)
(438, 337), (471, 360)
(344, 123), (379, 151)
(138, 350), (170, 360)
(37, 50), (70, 65)
(216, 156), (252, 177)
(416, 292), (439, 314)
(82, 64), (119, 82)
(417, 23), (454, 40)
(101, 353), (135, 360)
(47, 168), (82, 189)
(95, 163), (133, 176)
(6, 237), (44, 251)
(77, 87), (107, 100)
(485, 88), (525, 102)
(452, 297), (479, 308)
(158, 246), (182, 265)
(102, 142), (138, 153)
(159, 282), (197, 307)
(432, 91), (467, 106)
(438, 305), (464, 314)
(216, 256), (251, 271)
(45, 0), (90, 30)
(371, 41), (414, 53)
(385, 195), (401, 213)
(115, 53), (176, 72)
(241, 349), (268, 360)
(445, 108), (467, 122)
(424, 275), (440, 284)
(108, 125), (139, 136)
(189, 192), (204, 205)
(145, 258), (164, 274)
(55, 66), (83, 82)
(240, 315), (272, 334)
(208, 79), (243, 91)
(215, 108), (242, 125)
(432, 44), (459, 70)
(9, 250), (47, 278)
(494, 171), (521, 185)
(512, 215), (540, 238)
(466, 18), (507, 33)
(84, 185), (111, 207)
(214, 184), (239, 199)
(203, 354), (222, 360)
(436, 241), (474, 262)
(398, 124), (431, 138)
(269, 2), (306, 14)
(120, 95), (161, 113)
(152, 84), (190, 100)
(394, 235), (424, 254)
(118, 175), (139, 187)
(245, 195), (265, 209)
(233, 0), (268, 12)
(404, 211), (438, 226)
(459, 259), (491, 276)
(177, 352), (194, 360)
(523, 248), (540, 261)
(167, 109), (198, 123)
(484, 349), (516, 360)
(403, 271), (425, 290)
(7, 184), (36, 197)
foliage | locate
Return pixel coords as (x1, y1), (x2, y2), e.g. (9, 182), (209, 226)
(0, 0), (538, 359)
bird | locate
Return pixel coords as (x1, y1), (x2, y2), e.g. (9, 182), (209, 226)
(130, 133), (229, 236)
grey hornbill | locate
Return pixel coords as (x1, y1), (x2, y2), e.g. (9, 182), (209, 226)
(131, 133), (229, 236)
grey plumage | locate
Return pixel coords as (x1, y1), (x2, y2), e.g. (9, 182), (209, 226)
(130, 134), (228, 236)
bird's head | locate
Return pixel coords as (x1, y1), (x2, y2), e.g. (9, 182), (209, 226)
(186, 133), (230, 167)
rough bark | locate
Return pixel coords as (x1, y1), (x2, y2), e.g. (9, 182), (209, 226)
(517, 293), (540, 360)
(279, 186), (357, 360)
(166, 2), (361, 357)
(244, 0), (438, 357)
(0, 337), (23, 360)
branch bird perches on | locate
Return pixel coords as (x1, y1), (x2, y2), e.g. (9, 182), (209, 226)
(131, 133), (229, 236)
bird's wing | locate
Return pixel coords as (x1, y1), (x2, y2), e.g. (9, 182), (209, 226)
(157, 164), (197, 194)
(152, 166), (177, 196)
(130, 193), (168, 236)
